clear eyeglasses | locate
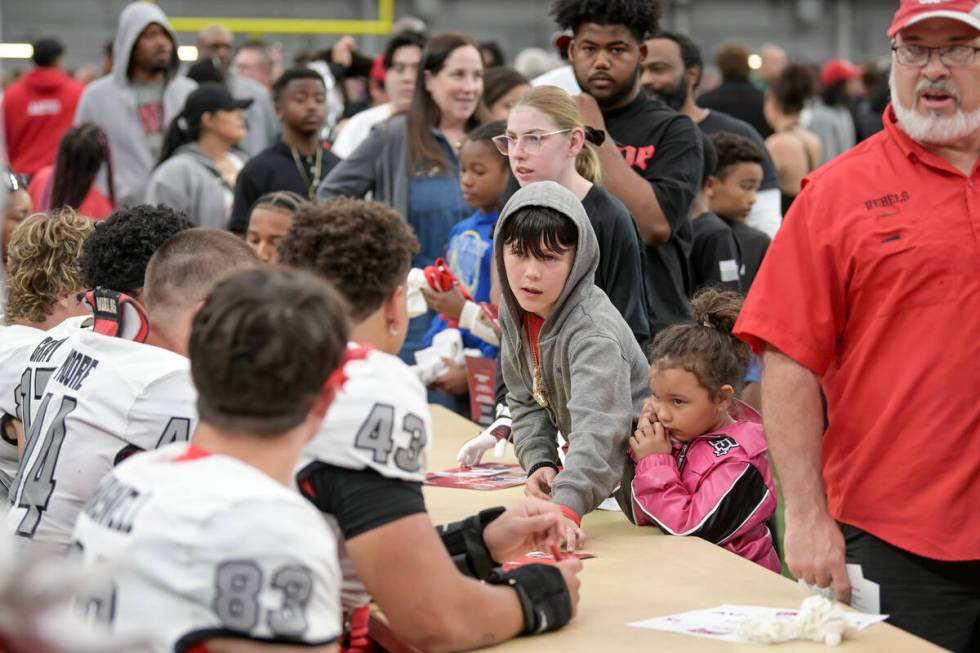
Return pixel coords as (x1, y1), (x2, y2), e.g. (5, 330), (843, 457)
(491, 129), (572, 155)
(891, 44), (980, 68)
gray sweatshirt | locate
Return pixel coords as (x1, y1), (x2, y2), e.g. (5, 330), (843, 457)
(145, 143), (242, 229)
(74, 2), (196, 208)
(497, 181), (650, 517)
(316, 114), (409, 219)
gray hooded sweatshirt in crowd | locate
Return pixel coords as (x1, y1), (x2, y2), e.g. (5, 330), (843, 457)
(74, 2), (196, 208)
(497, 182), (650, 518)
(145, 143), (242, 229)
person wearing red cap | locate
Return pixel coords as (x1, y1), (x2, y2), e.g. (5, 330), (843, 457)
(802, 58), (863, 164)
(734, 2), (980, 650)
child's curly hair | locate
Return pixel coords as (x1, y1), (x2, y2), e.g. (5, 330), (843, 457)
(648, 288), (751, 397)
(6, 209), (94, 324)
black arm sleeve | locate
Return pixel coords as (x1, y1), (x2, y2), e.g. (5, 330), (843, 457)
(436, 507), (505, 580)
(297, 462), (427, 540)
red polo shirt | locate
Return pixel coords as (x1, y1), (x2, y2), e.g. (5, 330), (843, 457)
(734, 106), (980, 561)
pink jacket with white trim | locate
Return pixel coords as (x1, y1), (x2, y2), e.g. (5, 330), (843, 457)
(630, 407), (780, 572)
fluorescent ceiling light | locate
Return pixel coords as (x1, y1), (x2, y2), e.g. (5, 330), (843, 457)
(0, 43), (34, 59)
(177, 45), (198, 62)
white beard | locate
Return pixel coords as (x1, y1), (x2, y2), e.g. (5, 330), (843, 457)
(889, 65), (980, 144)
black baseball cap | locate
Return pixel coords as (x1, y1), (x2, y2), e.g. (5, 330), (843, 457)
(181, 82), (253, 123)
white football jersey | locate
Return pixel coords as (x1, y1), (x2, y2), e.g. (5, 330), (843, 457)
(301, 344), (433, 483)
(73, 443), (342, 652)
(4, 329), (197, 551)
(297, 343), (434, 609)
(0, 317), (89, 505)
(0, 324), (43, 503)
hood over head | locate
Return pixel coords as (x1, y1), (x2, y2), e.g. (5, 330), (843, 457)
(493, 181), (600, 340)
(112, 2), (181, 86)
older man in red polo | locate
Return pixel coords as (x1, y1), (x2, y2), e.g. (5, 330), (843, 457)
(734, 1), (980, 651)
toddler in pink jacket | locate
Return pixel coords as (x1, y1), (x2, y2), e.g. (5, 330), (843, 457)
(629, 289), (779, 572)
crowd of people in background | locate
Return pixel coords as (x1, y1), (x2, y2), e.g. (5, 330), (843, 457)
(0, 0), (978, 651)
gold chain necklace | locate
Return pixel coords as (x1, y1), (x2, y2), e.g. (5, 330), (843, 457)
(289, 145), (323, 200)
(525, 321), (549, 408)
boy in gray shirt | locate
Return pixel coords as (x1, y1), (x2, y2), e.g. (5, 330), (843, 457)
(496, 181), (649, 536)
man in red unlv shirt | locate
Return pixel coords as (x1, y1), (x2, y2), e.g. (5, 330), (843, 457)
(734, 2), (980, 651)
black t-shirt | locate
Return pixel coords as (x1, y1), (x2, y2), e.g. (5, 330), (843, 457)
(730, 221), (771, 292)
(691, 212), (742, 294)
(297, 461), (427, 540)
(698, 110), (780, 192)
(229, 140), (341, 233)
(603, 93), (703, 333)
(698, 80), (772, 139)
(580, 185), (651, 349)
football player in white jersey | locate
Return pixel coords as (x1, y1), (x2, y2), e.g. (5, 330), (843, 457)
(74, 267), (350, 652)
(280, 198), (582, 651)
(4, 228), (259, 551)
(5, 205), (194, 454)
(0, 209), (94, 504)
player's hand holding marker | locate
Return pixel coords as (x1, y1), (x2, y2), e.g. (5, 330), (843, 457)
(484, 498), (586, 562)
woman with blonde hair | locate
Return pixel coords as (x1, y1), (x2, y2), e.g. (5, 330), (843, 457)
(495, 85), (650, 346)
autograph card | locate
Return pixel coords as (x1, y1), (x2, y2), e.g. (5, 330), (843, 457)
(424, 463), (527, 490)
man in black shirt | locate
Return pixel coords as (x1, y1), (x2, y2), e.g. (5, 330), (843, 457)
(698, 41), (772, 139)
(553, 0), (703, 333)
(229, 68), (341, 233)
(641, 31), (782, 240)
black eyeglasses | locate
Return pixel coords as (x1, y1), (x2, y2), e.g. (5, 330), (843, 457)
(891, 44), (980, 68)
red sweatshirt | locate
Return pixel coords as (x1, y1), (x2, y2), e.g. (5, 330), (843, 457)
(2, 67), (83, 176)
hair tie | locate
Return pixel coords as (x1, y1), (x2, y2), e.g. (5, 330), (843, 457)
(584, 126), (605, 146)
(177, 116), (189, 132)
(701, 320), (714, 329)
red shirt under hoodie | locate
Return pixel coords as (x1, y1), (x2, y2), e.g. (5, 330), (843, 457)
(2, 67), (83, 176)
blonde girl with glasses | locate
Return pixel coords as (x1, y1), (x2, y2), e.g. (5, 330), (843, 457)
(501, 85), (651, 348)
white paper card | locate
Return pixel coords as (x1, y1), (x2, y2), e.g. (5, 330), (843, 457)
(627, 604), (888, 643)
(597, 497), (622, 512)
(846, 564), (882, 615)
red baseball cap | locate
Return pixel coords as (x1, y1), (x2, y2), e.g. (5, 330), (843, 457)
(370, 54), (385, 82)
(888, 0), (980, 38)
(552, 30), (573, 51)
(820, 59), (862, 86)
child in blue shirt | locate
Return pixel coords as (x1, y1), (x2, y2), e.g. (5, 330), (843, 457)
(423, 121), (510, 402)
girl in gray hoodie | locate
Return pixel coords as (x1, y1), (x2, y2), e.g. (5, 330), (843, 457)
(496, 181), (649, 532)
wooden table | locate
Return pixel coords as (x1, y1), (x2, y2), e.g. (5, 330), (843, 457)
(419, 405), (943, 652)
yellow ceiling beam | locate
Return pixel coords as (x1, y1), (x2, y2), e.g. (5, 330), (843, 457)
(168, 0), (394, 35)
